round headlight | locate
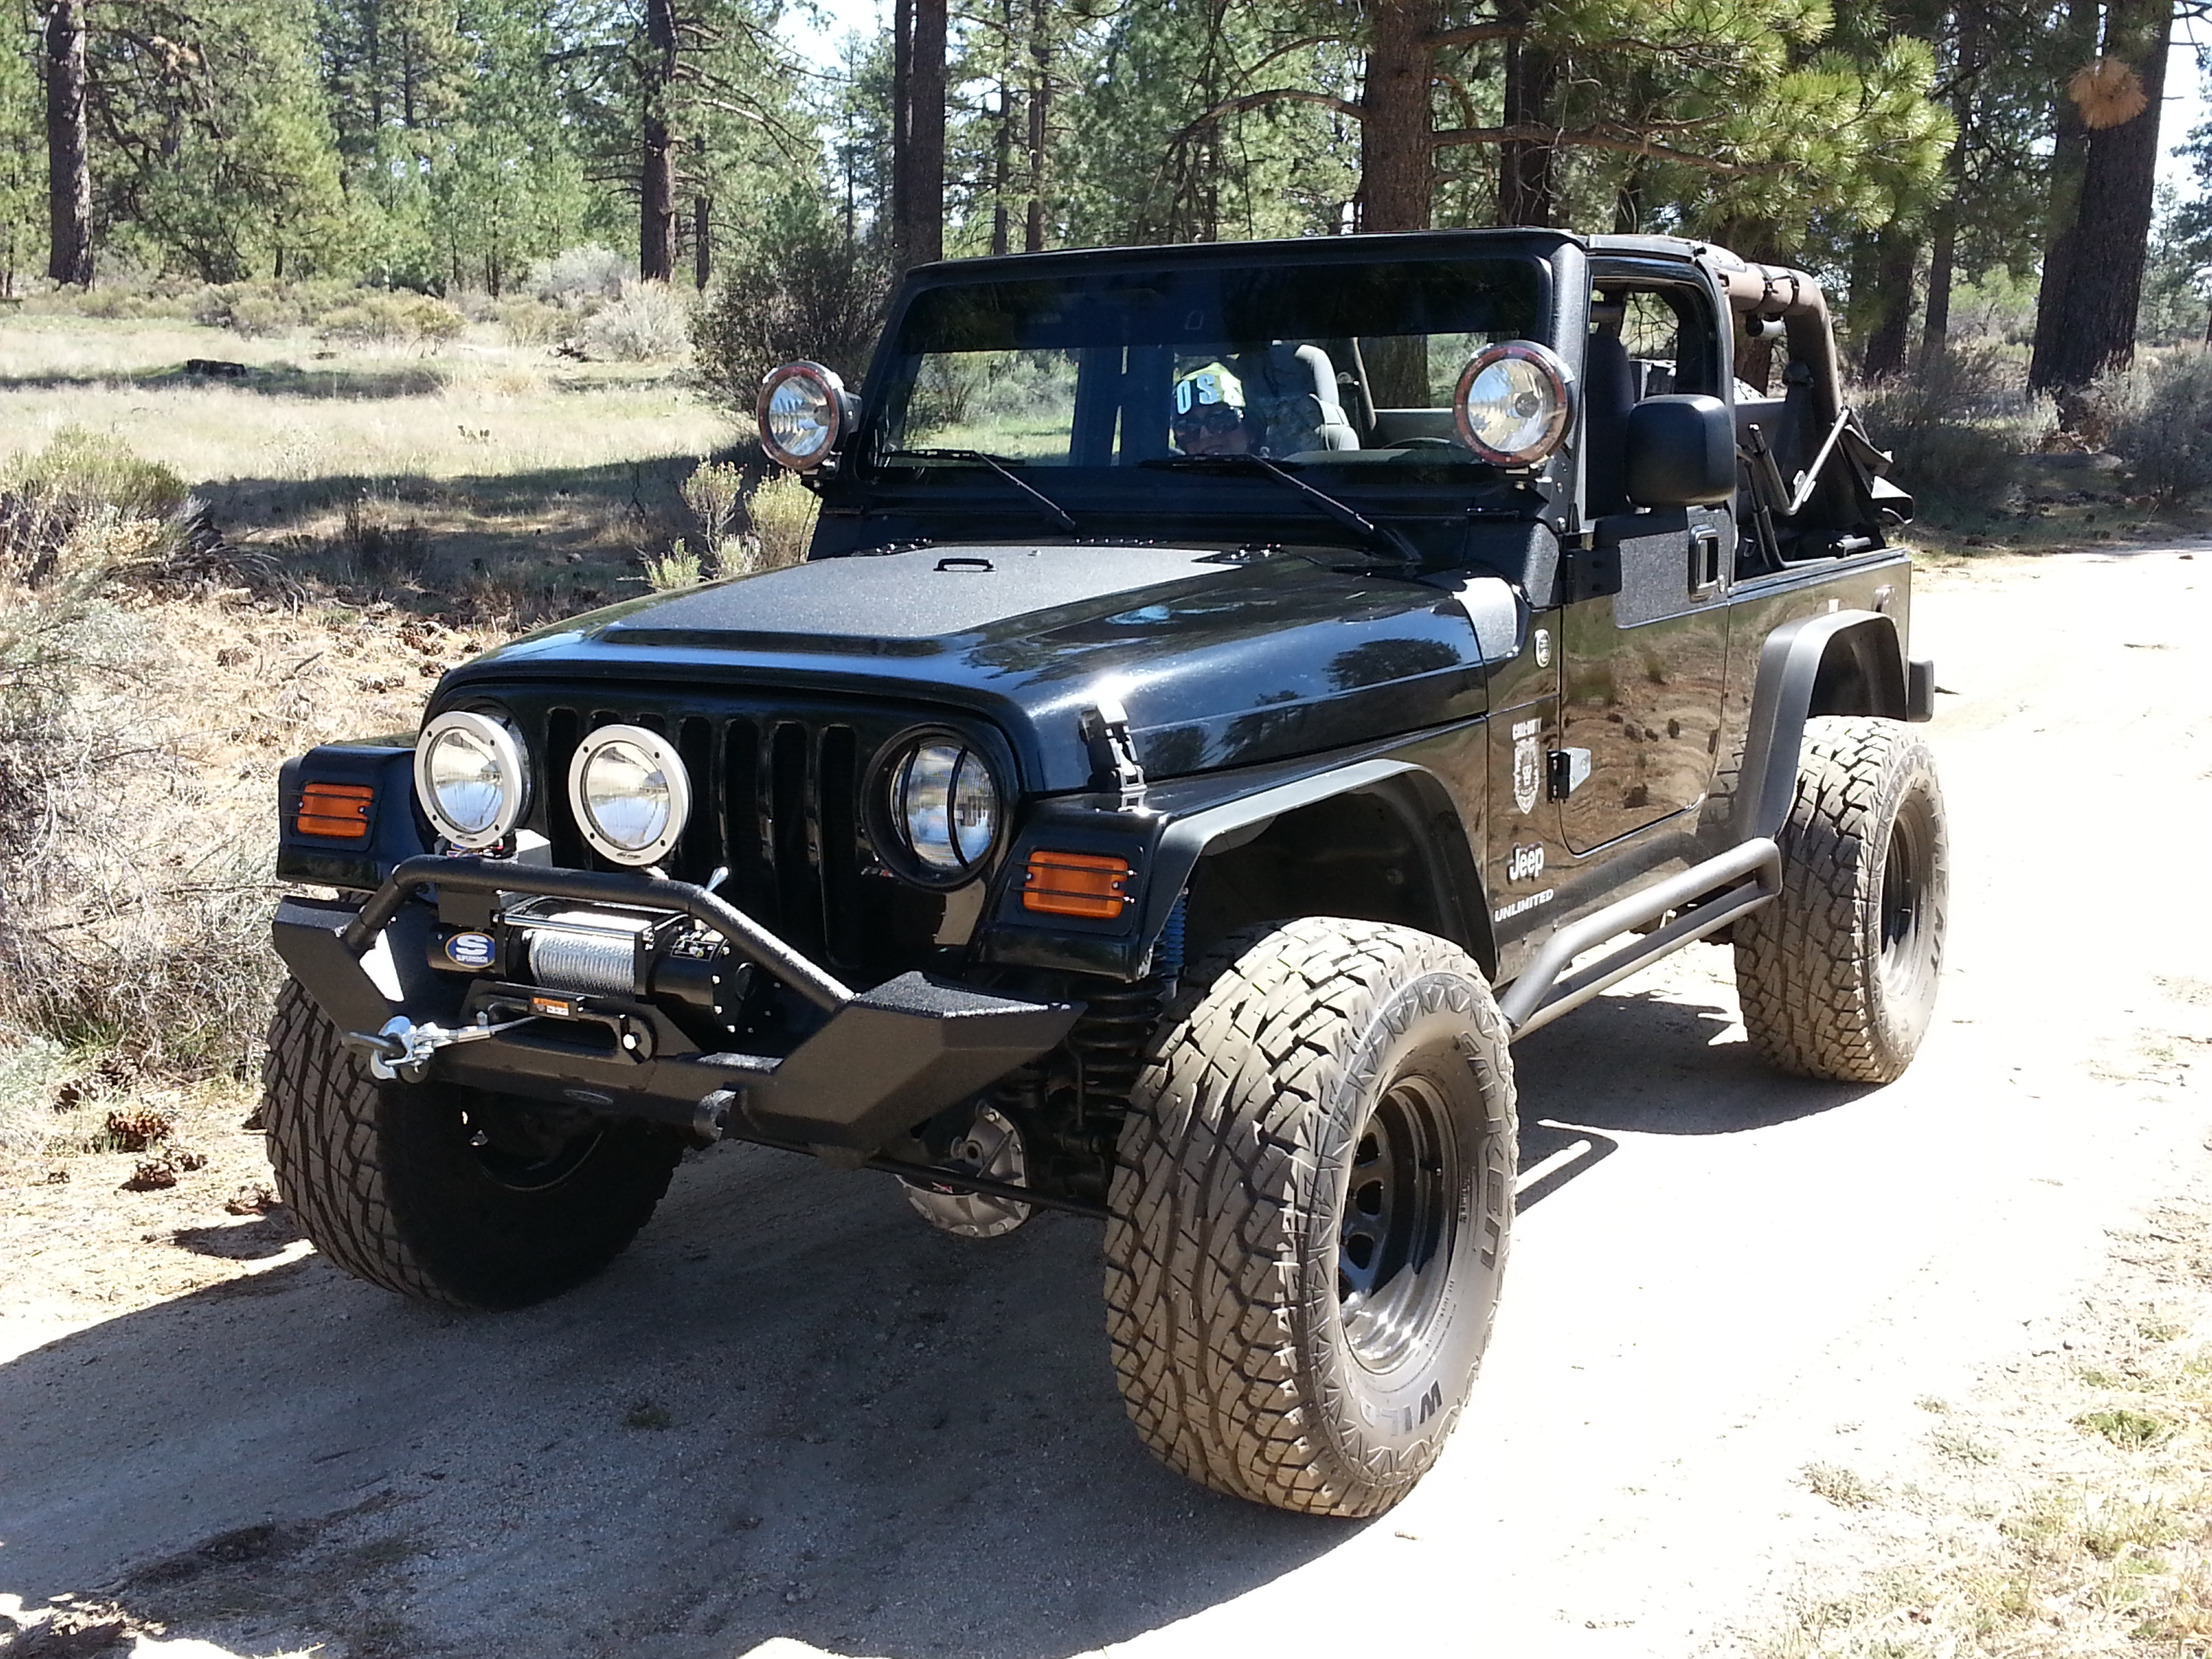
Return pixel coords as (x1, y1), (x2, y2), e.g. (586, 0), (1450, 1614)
(415, 710), (527, 851)
(756, 361), (849, 472)
(1454, 340), (1575, 467)
(568, 724), (691, 867)
(884, 737), (1000, 881)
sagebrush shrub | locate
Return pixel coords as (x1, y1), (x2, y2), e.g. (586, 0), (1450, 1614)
(585, 281), (691, 363)
(1857, 346), (2048, 520)
(2107, 350), (2212, 504)
(739, 472), (818, 572)
(529, 245), (628, 308)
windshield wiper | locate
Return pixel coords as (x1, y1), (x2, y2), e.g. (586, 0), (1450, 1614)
(1138, 454), (1419, 562)
(876, 447), (1078, 533)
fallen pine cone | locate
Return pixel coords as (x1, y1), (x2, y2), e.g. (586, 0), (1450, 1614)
(121, 1148), (205, 1191)
(224, 1183), (280, 1216)
(104, 1108), (174, 1151)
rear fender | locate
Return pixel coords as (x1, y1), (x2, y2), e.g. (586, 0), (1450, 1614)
(1737, 611), (1906, 842)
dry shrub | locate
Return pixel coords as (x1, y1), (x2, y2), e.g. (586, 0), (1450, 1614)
(0, 1036), (70, 1151)
(340, 494), (430, 583)
(737, 472), (818, 573)
(493, 295), (569, 347)
(585, 281), (691, 363)
(681, 459), (745, 570)
(2104, 349), (2212, 505)
(0, 433), (278, 1082)
(641, 542), (705, 590)
(319, 292), (466, 350)
(1856, 346), (2049, 521)
(529, 244), (628, 308)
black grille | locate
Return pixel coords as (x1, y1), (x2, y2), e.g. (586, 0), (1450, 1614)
(496, 689), (948, 980)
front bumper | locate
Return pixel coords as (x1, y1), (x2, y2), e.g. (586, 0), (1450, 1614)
(272, 855), (1079, 1155)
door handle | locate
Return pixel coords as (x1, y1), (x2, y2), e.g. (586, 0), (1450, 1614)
(1689, 526), (1723, 595)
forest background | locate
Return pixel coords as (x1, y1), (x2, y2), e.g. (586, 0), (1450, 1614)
(6, 0), (2212, 397)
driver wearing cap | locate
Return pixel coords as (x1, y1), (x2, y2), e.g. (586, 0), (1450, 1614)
(1171, 363), (1252, 456)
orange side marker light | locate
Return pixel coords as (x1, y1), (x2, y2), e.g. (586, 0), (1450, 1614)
(298, 781), (374, 841)
(1022, 850), (1132, 920)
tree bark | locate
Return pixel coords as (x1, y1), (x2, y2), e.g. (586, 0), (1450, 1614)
(1921, 4), (1981, 365)
(43, 0), (91, 288)
(2026, 0), (2106, 388)
(891, 0), (946, 272)
(1358, 0), (1437, 232)
(1860, 227), (1919, 380)
(1498, 0), (1557, 227)
(2030, 0), (2174, 389)
(695, 194), (712, 289)
(640, 117), (677, 281)
(638, 0), (679, 283)
(1023, 0), (1048, 252)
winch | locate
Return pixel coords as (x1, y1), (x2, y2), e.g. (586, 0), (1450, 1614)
(432, 899), (752, 1031)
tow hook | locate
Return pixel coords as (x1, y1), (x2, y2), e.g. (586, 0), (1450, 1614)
(344, 1013), (532, 1083)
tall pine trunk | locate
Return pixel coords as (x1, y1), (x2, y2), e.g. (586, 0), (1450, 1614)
(43, 0), (91, 288)
(891, 0), (946, 272)
(1921, 5), (1981, 364)
(1359, 0), (1435, 233)
(1023, 0), (1048, 251)
(638, 0), (679, 282)
(1859, 228), (1919, 380)
(1498, 0), (1557, 227)
(2030, 0), (2174, 389)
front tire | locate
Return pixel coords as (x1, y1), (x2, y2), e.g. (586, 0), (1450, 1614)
(260, 979), (684, 1309)
(1105, 918), (1517, 1517)
(1733, 716), (1948, 1083)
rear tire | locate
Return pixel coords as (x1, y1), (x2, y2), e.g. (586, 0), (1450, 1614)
(1733, 716), (1948, 1083)
(1105, 918), (1517, 1517)
(260, 979), (683, 1309)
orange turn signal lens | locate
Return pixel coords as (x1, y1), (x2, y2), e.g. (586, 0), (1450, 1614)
(1022, 850), (1132, 920)
(297, 781), (373, 841)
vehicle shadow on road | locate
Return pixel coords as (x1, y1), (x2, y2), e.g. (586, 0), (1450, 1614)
(0, 977), (1879, 1659)
(0, 1144), (1353, 1659)
(1509, 979), (1878, 1210)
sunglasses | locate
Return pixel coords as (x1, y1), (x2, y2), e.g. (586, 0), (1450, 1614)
(1172, 405), (1244, 436)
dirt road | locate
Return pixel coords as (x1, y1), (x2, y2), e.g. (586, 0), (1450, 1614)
(4, 546), (2209, 1659)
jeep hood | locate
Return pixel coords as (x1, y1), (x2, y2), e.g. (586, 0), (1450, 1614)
(444, 543), (1526, 792)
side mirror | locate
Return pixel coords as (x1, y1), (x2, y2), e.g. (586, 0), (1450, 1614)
(1624, 394), (1734, 508)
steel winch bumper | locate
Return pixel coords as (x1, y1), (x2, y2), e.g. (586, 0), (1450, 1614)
(271, 854), (1080, 1156)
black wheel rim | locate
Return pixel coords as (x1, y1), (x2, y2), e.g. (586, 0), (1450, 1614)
(1877, 798), (1934, 1006)
(1337, 1073), (1458, 1374)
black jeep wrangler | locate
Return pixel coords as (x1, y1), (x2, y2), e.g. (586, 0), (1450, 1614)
(264, 230), (1945, 1518)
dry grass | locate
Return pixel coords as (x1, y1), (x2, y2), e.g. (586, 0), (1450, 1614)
(1759, 1206), (2212, 1658)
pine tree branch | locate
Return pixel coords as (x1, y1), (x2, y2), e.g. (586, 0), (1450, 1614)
(1172, 85), (1364, 142)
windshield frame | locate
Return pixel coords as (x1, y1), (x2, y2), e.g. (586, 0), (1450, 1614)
(838, 232), (1584, 517)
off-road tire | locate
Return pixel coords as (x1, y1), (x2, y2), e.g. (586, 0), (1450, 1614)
(260, 978), (684, 1309)
(1105, 918), (1517, 1517)
(1734, 716), (1948, 1083)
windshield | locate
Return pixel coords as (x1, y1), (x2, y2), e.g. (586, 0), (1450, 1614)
(868, 255), (1550, 477)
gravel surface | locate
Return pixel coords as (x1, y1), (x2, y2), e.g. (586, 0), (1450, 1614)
(2, 544), (2208, 1659)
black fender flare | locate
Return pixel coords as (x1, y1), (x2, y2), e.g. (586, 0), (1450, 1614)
(1736, 609), (1906, 842)
(1140, 756), (1494, 976)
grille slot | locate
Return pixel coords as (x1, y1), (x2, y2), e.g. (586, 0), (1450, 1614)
(531, 701), (875, 977)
